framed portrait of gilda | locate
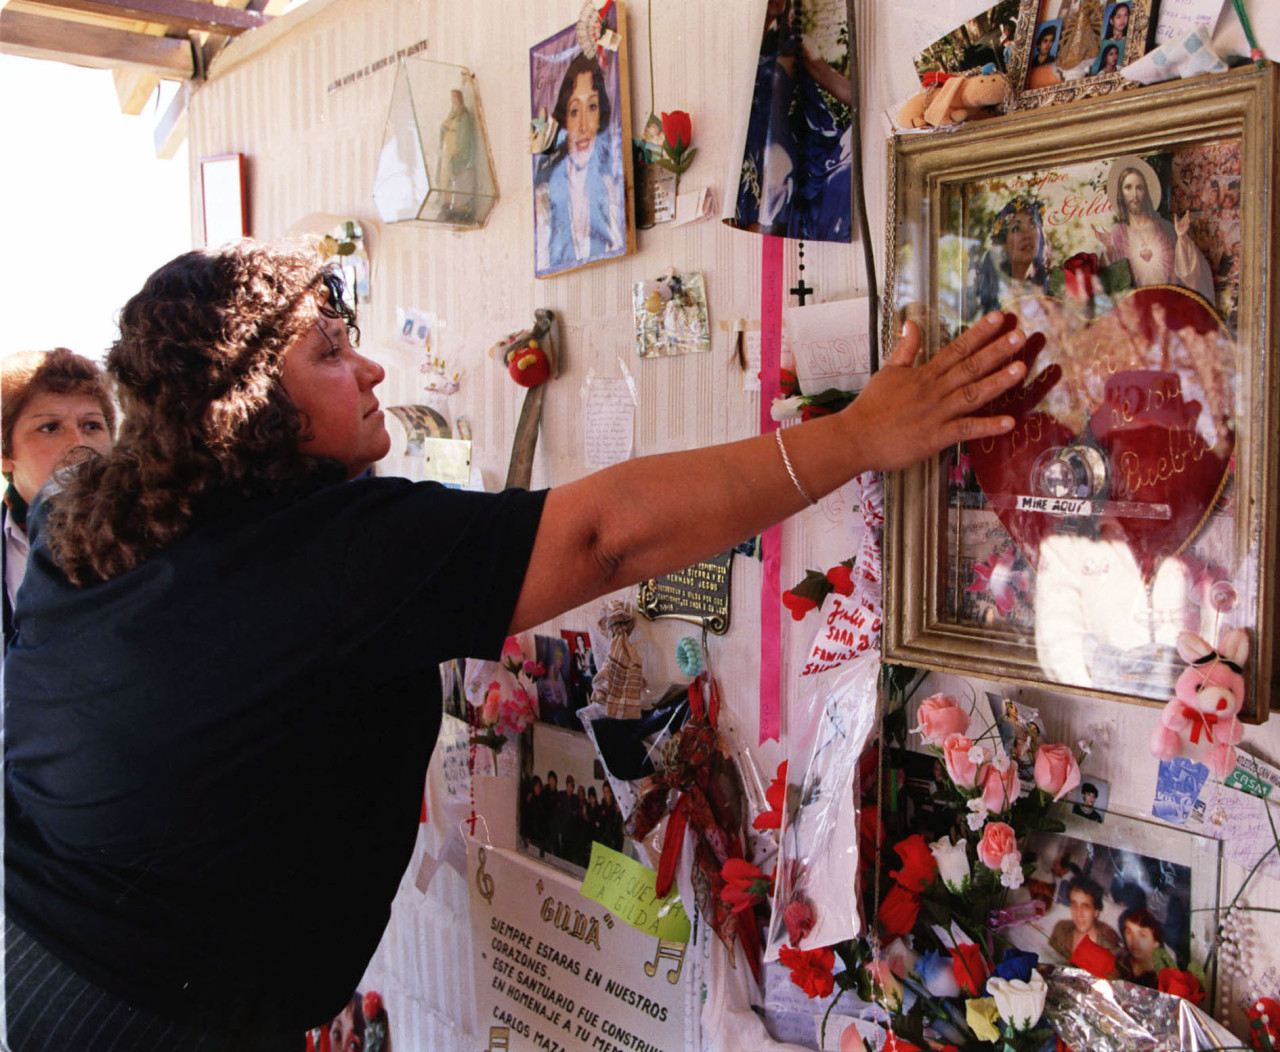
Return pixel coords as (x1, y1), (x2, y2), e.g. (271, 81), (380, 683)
(882, 67), (1279, 720)
(1007, 0), (1158, 111)
(529, 3), (636, 279)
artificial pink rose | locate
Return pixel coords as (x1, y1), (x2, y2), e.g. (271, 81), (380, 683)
(976, 821), (1018, 871)
(943, 733), (983, 789)
(915, 693), (970, 746)
(482, 683), (501, 725)
(1034, 743), (1082, 802)
(980, 763), (1020, 814)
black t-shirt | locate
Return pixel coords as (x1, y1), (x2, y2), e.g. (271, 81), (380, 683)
(4, 478), (546, 1037)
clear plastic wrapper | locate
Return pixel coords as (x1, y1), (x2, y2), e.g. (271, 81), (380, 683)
(764, 652), (880, 958)
(1044, 967), (1239, 1051)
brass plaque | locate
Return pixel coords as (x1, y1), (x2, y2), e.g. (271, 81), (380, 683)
(637, 550), (733, 634)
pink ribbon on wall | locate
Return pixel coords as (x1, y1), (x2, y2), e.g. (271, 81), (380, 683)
(758, 235), (785, 744)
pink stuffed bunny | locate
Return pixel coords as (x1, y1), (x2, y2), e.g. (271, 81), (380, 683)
(1150, 628), (1248, 777)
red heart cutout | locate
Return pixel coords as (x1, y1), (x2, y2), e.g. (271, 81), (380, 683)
(967, 288), (1234, 580)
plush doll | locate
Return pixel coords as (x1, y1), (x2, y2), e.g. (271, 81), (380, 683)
(896, 70), (1008, 129)
(1150, 628), (1248, 777)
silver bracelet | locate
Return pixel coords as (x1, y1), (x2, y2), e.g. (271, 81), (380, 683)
(775, 427), (817, 506)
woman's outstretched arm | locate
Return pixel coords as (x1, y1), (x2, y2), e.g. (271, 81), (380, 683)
(509, 312), (1027, 633)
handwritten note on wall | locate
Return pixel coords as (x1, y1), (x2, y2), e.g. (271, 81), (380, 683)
(584, 378), (635, 470)
(785, 297), (872, 396)
(1154, 0), (1221, 45)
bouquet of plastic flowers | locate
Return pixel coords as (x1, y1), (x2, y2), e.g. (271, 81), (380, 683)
(781, 690), (1090, 1051)
(463, 636), (541, 764)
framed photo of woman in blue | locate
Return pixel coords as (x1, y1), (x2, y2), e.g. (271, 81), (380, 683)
(530, 5), (635, 279)
(1091, 39), (1125, 75)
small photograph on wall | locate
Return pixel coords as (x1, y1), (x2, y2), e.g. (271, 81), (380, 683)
(533, 633), (573, 727)
(560, 628), (598, 714)
(530, 4), (635, 278)
(1068, 776), (1110, 823)
(725, 0), (854, 242)
(913, 0), (1021, 77)
(1011, 817), (1202, 989)
(519, 721), (628, 875)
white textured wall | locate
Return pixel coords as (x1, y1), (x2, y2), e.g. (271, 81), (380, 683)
(188, 2), (1280, 1048)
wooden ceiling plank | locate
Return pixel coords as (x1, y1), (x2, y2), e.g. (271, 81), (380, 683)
(20, 0), (268, 36)
(0, 9), (194, 78)
(114, 69), (162, 114)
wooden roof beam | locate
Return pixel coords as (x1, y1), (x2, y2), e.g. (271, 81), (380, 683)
(19, 0), (269, 37)
(0, 9), (195, 78)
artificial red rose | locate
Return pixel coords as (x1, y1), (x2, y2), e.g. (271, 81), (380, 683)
(877, 884), (920, 938)
(779, 366), (800, 397)
(783, 897), (816, 946)
(362, 990), (383, 1020)
(1158, 968), (1206, 1005)
(753, 761), (788, 830)
(1062, 252), (1099, 303)
(914, 693), (970, 745)
(719, 858), (773, 914)
(889, 833), (938, 892)
(951, 941), (989, 996)
(778, 945), (836, 999)
(826, 563), (855, 596)
(782, 590), (818, 621)
(1069, 935), (1118, 978)
(1033, 742), (1081, 802)
(976, 821), (1018, 871)
(661, 110), (692, 153)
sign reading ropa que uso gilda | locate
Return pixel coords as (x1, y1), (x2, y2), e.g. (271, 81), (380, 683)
(468, 842), (686, 1052)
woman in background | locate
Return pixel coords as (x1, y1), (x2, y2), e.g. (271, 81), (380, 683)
(972, 196), (1051, 320)
(4, 239), (1027, 1051)
(1, 348), (115, 648)
(1103, 2), (1130, 41)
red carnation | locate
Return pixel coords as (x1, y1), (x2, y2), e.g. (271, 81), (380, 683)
(753, 761), (788, 830)
(719, 858), (773, 914)
(782, 590), (818, 621)
(825, 563), (855, 595)
(778, 945), (836, 999)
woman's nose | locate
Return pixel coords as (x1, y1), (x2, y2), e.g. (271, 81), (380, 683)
(357, 353), (386, 386)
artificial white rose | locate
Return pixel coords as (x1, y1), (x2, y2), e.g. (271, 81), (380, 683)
(929, 836), (970, 893)
(987, 971), (1047, 1032)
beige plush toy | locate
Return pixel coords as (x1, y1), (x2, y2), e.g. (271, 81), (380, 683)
(897, 71), (1008, 129)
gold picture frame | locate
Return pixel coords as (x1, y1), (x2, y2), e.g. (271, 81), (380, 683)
(1008, 0), (1158, 111)
(882, 67), (1278, 720)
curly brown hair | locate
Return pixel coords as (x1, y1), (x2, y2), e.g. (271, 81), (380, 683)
(44, 240), (356, 585)
(1, 347), (117, 461)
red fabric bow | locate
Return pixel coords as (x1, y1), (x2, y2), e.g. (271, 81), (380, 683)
(1180, 702), (1219, 744)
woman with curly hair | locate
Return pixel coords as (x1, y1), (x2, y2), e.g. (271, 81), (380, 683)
(1, 347), (115, 648)
(4, 239), (1030, 1051)
(971, 196), (1051, 320)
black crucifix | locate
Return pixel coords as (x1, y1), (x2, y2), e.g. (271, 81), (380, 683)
(790, 239), (814, 305)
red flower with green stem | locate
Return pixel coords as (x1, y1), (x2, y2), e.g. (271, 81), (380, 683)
(718, 858), (773, 914)
(657, 111), (697, 175)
